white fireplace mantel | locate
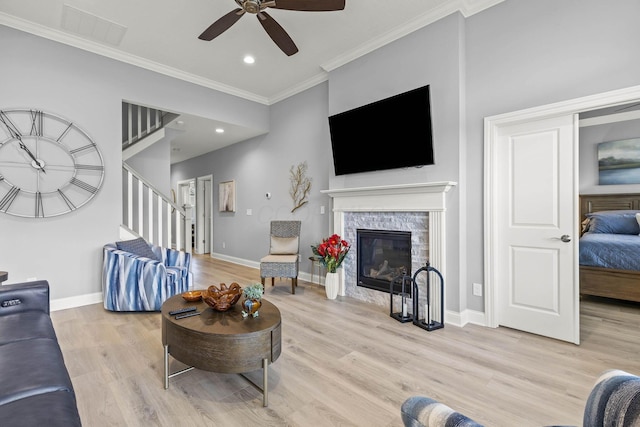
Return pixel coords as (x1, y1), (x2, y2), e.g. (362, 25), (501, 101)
(321, 182), (457, 296)
(321, 182), (456, 212)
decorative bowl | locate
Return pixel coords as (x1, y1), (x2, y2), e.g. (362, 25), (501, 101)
(182, 290), (202, 302)
(203, 282), (242, 312)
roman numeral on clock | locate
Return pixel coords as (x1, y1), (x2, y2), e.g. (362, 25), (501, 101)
(0, 185), (20, 212)
(0, 111), (23, 140)
(35, 191), (44, 217)
(75, 164), (104, 171)
(70, 177), (98, 194)
(30, 110), (44, 137)
(69, 143), (97, 155)
(57, 189), (76, 211)
(56, 122), (73, 142)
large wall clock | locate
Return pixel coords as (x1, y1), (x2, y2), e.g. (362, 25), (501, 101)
(0, 108), (104, 218)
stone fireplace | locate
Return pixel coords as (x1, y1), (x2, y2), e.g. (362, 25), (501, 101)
(321, 182), (456, 310)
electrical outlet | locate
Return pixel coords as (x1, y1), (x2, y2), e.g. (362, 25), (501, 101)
(246, 209), (252, 216)
(473, 282), (483, 297)
(222, 242), (226, 249)
(320, 206), (325, 214)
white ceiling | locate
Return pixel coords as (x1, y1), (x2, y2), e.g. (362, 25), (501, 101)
(0, 0), (505, 162)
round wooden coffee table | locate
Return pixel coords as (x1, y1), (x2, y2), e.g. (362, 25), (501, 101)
(161, 293), (282, 406)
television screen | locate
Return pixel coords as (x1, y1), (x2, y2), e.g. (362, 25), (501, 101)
(328, 85), (434, 176)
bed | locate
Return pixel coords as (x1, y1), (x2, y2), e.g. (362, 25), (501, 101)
(579, 193), (640, 302)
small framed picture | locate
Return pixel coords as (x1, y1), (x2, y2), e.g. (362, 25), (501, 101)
(219, 180), (236, 212)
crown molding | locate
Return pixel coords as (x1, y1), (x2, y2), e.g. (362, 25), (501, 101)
(0, 13), (269, 105)
(268, 72), (329, 105)
(321, 0), (505, 73)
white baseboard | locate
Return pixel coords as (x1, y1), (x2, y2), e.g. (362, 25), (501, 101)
(445, 308), (487, 328)
(51, 292), (102, 312)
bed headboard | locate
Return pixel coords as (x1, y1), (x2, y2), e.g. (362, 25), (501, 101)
(580, 193), (640, 221)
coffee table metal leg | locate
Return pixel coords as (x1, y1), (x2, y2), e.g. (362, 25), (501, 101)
(239, 358), (270, 407)
(164, 345), (169, 390)
(164, 344), (195, 389)
(262, 358), (268, 407)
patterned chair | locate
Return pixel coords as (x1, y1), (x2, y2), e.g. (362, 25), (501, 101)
(400, 369), (640, 427)
(260, 221), (301, 294)
(102, 237), (192, 311)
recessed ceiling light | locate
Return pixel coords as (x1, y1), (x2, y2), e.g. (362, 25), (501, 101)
(216, 128), (224, 133)
(243, 55), (255, 64)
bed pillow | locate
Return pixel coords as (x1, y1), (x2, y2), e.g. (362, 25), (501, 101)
(584, 210), (640, 235)
(116, 237), (160, 261)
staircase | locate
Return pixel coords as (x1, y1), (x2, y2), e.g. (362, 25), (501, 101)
(121, 103), (191, 252)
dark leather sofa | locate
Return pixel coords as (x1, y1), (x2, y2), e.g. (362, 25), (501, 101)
(0, 280), (82, 426)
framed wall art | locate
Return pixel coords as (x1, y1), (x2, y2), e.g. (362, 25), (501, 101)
(598, 138), (640, 185)
(219, 180), (236, 212)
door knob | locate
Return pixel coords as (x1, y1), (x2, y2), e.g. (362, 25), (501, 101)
(559, 234), (571, 243)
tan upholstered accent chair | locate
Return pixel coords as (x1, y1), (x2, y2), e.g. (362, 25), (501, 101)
(260, 220), (301, 294)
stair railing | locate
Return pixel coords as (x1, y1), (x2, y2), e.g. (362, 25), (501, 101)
(122, 163), (192, 253)
(122, 103), (179, 150)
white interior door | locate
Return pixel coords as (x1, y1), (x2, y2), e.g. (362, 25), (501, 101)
(178, 179), (195, 250)
(493, 114), (579, 344)
(196, 175), (212, 254)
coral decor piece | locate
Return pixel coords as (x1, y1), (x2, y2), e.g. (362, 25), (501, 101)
(311, 234), (350, 273)
(203, 282), (242, 312)
(289, 161), (312, 213)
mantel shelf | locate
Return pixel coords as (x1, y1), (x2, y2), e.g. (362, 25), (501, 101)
(321, 181), (457, 213)
(321, 181), (457, 198)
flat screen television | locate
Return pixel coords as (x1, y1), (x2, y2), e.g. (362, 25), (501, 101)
(328, 84), (434, 176)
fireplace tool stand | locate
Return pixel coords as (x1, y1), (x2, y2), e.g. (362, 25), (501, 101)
(412, 261), (444, 331)
(389, 272), (413, 323)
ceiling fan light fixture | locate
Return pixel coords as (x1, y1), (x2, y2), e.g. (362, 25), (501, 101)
(241, 0), (262, 14)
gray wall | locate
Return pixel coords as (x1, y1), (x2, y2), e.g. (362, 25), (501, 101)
(171, 83), (332, 268)
(127, 134), (171, 195)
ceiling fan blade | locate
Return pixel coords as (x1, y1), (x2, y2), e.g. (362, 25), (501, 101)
(270, 0), (345, 12)
(257, 12), (298, 56)
(198, 8), (245, 41)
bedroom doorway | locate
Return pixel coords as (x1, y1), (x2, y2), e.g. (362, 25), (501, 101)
(485, 84), (640, 344)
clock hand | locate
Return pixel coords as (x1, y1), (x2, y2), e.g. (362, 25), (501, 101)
(17, 140), (46, 173)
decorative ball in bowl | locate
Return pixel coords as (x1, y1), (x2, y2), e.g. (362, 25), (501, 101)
(182, 290), (202, 302)
(203, 282), (242, 312)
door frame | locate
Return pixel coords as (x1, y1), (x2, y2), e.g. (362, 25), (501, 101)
(485, 84), (640, 331)
(195, 174), (213, 255)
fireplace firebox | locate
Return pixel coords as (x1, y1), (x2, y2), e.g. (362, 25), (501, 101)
(357, 229), (412, 295)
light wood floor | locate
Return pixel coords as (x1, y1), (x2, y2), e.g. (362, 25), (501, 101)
(51, 255), (640, 426)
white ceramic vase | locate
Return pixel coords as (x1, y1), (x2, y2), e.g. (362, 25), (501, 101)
(325, 271), (339, 300)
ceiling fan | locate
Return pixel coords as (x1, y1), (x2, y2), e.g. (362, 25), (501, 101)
(198, 0), (346, 56)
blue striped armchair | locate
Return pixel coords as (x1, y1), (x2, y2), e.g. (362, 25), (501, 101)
(102, 238), (192, 311)
(401, 369), (640, 427)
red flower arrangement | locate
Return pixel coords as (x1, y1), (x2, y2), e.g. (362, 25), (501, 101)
(311, 234), (350, 273)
